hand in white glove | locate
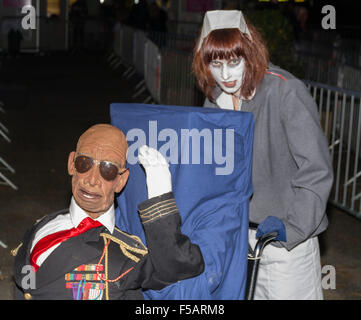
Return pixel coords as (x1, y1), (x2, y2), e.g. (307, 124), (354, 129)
(138, 145), (172, 199)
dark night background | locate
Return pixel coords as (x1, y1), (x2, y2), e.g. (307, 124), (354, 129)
(0, 0), (360, 301)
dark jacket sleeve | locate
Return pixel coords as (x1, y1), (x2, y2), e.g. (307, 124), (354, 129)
(123, 192), (205, 290)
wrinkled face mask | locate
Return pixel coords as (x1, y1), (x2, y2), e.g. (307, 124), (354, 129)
(69, 125), (128, 216)
(209, 57), (245, 95)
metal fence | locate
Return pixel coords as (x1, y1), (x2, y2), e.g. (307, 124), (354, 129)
(0, 102), (17, 190)
(304, 80), (361, 219)
(144, 39), (162, 103)
(112, 25), (361, 220)
(297, 53), (361, 92)
(112, 24), (201, 106)
(160, 48), (204, 107)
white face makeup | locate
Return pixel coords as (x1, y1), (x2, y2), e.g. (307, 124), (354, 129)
(209, 58), (245, 95)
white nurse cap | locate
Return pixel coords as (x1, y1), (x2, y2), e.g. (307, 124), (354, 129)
(197, 10), (252, 51)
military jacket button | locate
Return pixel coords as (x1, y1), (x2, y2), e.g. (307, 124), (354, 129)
(24, 293), (32, 300)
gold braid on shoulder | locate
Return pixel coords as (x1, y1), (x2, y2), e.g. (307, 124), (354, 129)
(100, 233), (148, 263)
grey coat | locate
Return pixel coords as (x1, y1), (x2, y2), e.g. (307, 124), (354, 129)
(204, 63), (334, 250)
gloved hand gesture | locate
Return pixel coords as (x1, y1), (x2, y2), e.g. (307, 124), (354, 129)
(256, 216), (287, 242)
(138, 145), (172, 199)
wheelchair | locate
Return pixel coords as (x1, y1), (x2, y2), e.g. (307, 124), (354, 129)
(246, 222), (277, 300)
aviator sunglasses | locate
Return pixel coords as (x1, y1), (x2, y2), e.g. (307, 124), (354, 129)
(74, 153), (128, 181)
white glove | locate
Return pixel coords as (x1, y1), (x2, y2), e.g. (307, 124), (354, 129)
(138, 145), (172, 199)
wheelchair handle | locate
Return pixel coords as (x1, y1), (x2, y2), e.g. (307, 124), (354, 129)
(246, 222), (278, 300)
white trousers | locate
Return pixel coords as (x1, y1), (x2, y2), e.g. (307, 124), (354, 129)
(248, 229), (323, 300)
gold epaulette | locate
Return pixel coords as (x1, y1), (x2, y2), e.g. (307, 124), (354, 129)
(11, 215), (46, 257)
(10, 242), (23, 257)
(35, 215), (47, 225)
(100, 228), (148, 263)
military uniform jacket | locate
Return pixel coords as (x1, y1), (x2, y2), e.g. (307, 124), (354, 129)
(13, 192), (204, 300)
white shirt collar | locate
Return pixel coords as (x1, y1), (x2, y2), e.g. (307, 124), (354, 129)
(215, 89), (256, 111)
(69, 197), (115, 234)
(216, 92), (236, 110)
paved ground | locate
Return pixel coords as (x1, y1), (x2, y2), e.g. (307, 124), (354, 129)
(0, 52), (360, 300)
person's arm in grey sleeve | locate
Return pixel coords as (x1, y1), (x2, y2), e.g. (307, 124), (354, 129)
(280, 79), (334, 250)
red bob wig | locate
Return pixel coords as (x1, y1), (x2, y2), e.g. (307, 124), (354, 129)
(192, 18), (269, 102)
